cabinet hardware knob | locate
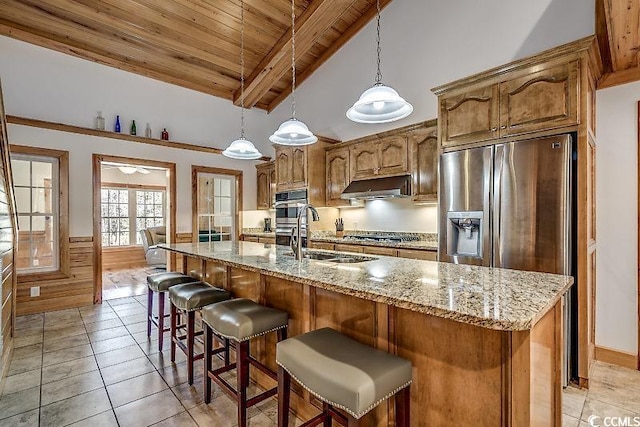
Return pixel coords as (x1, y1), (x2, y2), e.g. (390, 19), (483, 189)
(500, 125), (507, 129)
(491, 127), (498, 132)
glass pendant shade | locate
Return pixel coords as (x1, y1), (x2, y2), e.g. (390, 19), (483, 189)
(346, 84), (413, 124)
(222, 137), (262, 160)
(269, 118), (318, 146)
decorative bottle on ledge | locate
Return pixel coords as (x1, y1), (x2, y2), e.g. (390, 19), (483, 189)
(114, 115), (121, 133)
(95, 111), (105, 130)
(145, 123), (152, 138)
(130, 120), (137, 136)
(161, 128), (169, 140)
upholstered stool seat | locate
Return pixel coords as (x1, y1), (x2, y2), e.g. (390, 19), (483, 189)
(202, 298), (288, 341)
(146, 272), (199, 352)
(276, 327), (412, 426)
(169, 283), (231, 385)
(147, 272), (198, 292)
(202, 299), (288, 427)
(169, 283), (231, 312)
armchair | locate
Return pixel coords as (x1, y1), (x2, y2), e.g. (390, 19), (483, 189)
(140, 226), (167, 268)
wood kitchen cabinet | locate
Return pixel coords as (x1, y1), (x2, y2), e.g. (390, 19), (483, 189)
(274, 140), (331, 205)
(325, 146), (350, 206)
(410, 120), (438, 202)
(432, 37), (601, 386)
(350, 135), (408, 180)
(437, 60), (579, 148)
(255, 161), (275, 210)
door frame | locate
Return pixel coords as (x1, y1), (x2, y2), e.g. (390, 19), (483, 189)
(191, 165), (243, 243)
(92, 154), (177, 304)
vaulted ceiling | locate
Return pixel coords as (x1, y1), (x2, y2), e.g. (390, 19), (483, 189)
(596, 0), (640, 88)
(0, 0), (389, 111)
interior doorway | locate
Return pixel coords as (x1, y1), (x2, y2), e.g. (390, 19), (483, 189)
(93, 155), (176, 303)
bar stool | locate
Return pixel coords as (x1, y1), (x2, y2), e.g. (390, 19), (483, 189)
(202, 298), (288, 427)
(169, 282), (231, 385)
(146, 272), (199, 352)
(276, 327), (412, 427)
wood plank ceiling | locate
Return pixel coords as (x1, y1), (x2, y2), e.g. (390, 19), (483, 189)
(0, 0), (390, 111)
(596, 0), (640, 88)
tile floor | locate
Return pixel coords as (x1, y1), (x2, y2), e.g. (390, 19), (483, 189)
(2, 296), (640, 426)
(0, 295), (303, 426)
(102, 267), (160, 300)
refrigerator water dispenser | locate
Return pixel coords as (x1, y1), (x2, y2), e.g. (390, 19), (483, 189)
(446, 211), (483, 258)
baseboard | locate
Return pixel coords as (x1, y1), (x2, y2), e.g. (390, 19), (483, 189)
(594, 345), (638, 370)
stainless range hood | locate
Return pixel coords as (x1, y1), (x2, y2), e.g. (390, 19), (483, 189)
(341, 175), (411, 200)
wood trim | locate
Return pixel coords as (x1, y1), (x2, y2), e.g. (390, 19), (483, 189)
(598, 68), (640, 89)
(191, 165), (243, 243)
(93, 154), (177, 303)
(101, 182), (166, 191)
(10, 144), (70, 279)
(6, 115), (272, 162)
(594, 346), (638, 370)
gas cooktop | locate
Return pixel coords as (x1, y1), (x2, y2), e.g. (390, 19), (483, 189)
(343, 234), (420, 243)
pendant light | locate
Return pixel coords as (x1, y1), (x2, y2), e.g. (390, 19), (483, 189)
(269, 0), (317, 146)
(346, 0), (413, 124)
(223, 0), (262, 160)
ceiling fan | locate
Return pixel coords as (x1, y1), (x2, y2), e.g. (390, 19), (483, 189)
(102, 163), (151, 175)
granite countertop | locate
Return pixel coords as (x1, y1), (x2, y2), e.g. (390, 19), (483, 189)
(160, 242), (573, 331)
(310, 236), (438, 251)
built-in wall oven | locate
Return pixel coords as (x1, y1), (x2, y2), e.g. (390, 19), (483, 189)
(275, 189), (308, 246)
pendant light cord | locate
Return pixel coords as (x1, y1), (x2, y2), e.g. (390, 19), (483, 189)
(240, 0), (246, 138)
(291, 0), (296, 119)
(375, 0), (382, 85)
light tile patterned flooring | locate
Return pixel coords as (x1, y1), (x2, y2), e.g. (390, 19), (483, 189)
(102, 267), (160, 301)
(1, 296), (640, 426)
(0, 295), (304, 426)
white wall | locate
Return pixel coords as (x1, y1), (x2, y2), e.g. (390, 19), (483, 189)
(7, 124), (259, 236)
(0, 36), (274, 157)
(595, 82), (640, 355)
(270, 0), (595, 142)
(339, 199), (437, 233)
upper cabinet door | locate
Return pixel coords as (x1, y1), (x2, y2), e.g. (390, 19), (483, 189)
(290, 147), (307, 188)
(275, 148), (291, 191)
(256, 165), (270, 210)
(499, 61), (579, 137)
(326, 147), (350, 206)
(269, 164), (276, 207)
(378, 136), (408, 176)
(350, 144), (378, 180)
(410, 125), (438, 201)
(440, 84), (500, 148)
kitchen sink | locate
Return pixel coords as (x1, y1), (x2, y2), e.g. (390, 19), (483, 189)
(283, 251), (376, 263)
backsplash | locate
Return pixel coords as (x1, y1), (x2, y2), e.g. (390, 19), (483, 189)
(311, 230), (438, 243)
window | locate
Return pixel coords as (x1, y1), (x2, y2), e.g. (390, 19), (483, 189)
(11, 154), (59, 272)
(196, 174), (235, 242)
(101, 187), (165, 247)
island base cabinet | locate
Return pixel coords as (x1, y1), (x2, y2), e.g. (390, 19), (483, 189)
(180, 257), (563, 427)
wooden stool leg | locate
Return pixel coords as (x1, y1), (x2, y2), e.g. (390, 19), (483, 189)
(347, 415), (359, 427)
(277, 327), (287, 342)
(147, 288), (153, 337)
(187, 311), (195, 385)
(224, 338), (230, 366)
(158, 291), (165, 352)
(237, 340), (249, 427)
(395, 385), (410, 427)
(204, 324), (213, 404)
(170, 303), (177, 362)
(278, 366), (291, 427)
(322, 403), (332, 427)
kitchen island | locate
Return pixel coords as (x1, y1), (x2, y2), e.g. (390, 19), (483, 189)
(161, 241), (573, 426)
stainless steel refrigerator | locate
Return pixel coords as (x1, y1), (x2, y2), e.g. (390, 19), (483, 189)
(439, 134), (575, 383)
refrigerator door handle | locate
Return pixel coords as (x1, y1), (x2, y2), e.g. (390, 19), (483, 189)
(492, 144), (504, 268)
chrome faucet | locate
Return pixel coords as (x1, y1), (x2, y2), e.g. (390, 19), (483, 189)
(290, 204), (320, 260)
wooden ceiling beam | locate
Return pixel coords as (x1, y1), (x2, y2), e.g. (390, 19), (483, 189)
(267, 0), (392, 112)
(598, 67), (640, 89)
(595, 0), (614, 74)
(235, 0), (359, 108)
